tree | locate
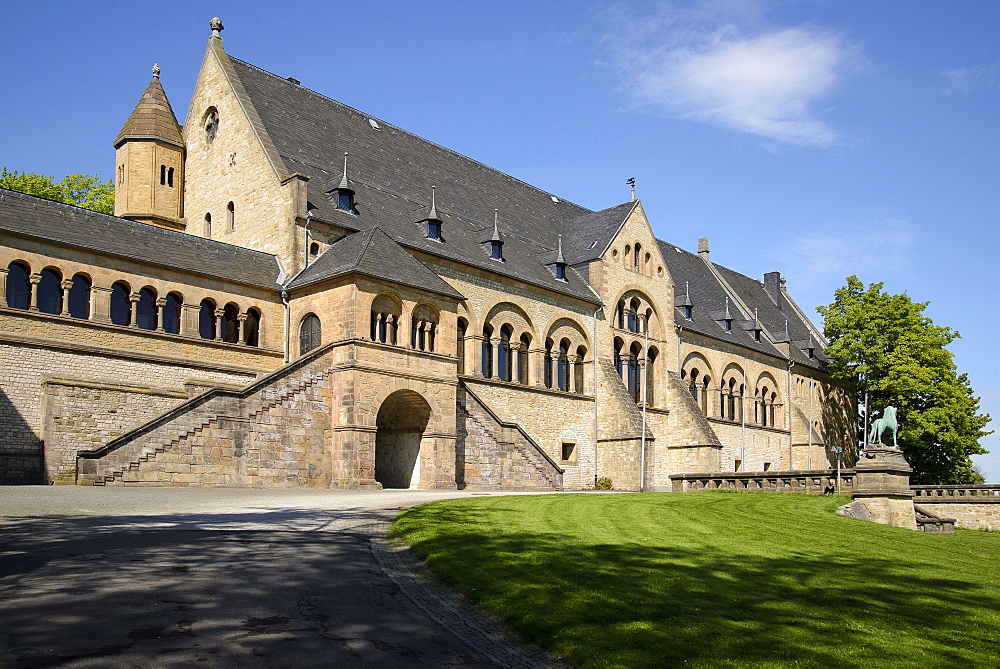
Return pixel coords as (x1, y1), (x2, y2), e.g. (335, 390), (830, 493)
(1, 168), (114, 214)
(818, 276), (991, 484)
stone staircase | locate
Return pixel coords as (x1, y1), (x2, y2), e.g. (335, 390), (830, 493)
(456, 383), (563, 490)
(77, 343), (336, 486)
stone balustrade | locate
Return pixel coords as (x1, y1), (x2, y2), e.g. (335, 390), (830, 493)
(670, 469), (855, 494)
(911, 484), (1000, 501)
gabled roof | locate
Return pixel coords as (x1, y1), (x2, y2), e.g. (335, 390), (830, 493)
(0, 189), (282, 288)
(115, 68), (184, 148)
(226, 56), (600, 305)
(287, 226), (464, 299)
(566, 201), (637, 264)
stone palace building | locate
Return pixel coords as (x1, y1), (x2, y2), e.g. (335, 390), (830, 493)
(0, 20), (854, 488)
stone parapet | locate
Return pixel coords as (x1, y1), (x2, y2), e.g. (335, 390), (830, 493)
(670, 468), (854, 494)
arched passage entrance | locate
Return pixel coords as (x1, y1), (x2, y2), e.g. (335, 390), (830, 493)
(375, 390), (432, 489)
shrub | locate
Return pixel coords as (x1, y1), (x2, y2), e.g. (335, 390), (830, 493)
(595, 477), (614, 490)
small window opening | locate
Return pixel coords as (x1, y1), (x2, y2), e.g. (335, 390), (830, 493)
(309, 242), (320, 256)
(337, 191), (354, 212)
(204, 213), (212, 237)
(490, 241), (503, 261)
(160, 165), (166, 185)
(724, 319), (732, 332)
(561, 442), (577, 464)
(167, 167), (174, 187)
(735, 459), (742, 472)
(763, 462), (772, 471)
(227, 201), (235, 231)
(554, 263), (566, 281)
(684, 305), (693, 320)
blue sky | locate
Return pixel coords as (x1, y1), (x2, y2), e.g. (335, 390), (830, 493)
(2, 1), (998, 479)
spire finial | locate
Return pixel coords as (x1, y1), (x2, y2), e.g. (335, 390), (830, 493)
(685, 281), (691, 303)
(152, 63), (160, 78)
(338, 152), (351, 191)
(754, 308), (759, 326)
(209, 17), (224, 39)
(493, 208), (499, 233)
(556, 234), (566, 264)
(724, 296), (731, 319)
(784, 318), (789, 339)
(428, 185), (438, 220)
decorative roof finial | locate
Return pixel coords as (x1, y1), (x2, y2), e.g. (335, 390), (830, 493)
(209, 17), (224, 38)
(724, 296), (731, 320)
(784, 318), (789, 339)
(490, 208), (502, 241)
(685, 281), (691, 303)
(338, 152), (351, 191)
(429, 185), (438, 220)
(627, 177), (636, 201)
(152, 63), (161, 79)
(754, 308), (759, 327)
(556, 234), (566, 264)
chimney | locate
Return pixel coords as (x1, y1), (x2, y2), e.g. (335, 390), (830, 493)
(698, 237), (710, 261)
(764, 271), (782, 310)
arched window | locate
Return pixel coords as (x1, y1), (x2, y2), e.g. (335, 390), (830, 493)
(37, 268), (62, 315)
(498, 325), (513, 382)
(204, 213), (212, 237)
(616, 301), (625, 329)
(135, 287), (158, 330)
(222, 303), (240, 343)
(628, 298), (641, 333)
(5, 262), (31, 309)
(645, 347), (658, 405)
(544, 338), (555, 389)
(518, 333), (531, 385)
(457, 318), (467, 375)
(689, 369), (700, 403)
(629, 342), (643, 402)
(199, 299), (216, 339)
(68, 274), (91, 319)
(371, 295), (401, 345)
(575, 345), (587, 394)
(244, 308), (261, 347)
(227, 201), (235, 231)
(557, 339), (570, 391)
(482, 324), (494, 379)
(634, 243), (641, 272)
(411, 304), (438, 352)
(624, 245), (631, 269)
(300, 314), (322, 355)
(162, 292), (182, 334)
(310, 242), (320, 256)
(110, 282), (131, 326)
(614, 338), (625, 380)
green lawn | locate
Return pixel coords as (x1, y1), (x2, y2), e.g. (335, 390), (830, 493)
(392, 492), (1000, 667)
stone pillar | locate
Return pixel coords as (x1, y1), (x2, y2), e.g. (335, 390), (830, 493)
(237, 312), (248, 344)
(128, 293), (140, 327)
(91, 286), (112, 323)
(213, 308), (224, 341)
(852, 445), (917, 530)
(0, 266), (7, 303)
(466, 334), (484, 376)
(155, 298), (167, 332)
(181, 303), (200, 336)
(28, 273), (41, 311)
(529, 347), (546, 388)
(60, 279), (73, 316)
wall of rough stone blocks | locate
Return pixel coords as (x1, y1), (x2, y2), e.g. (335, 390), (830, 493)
(914, 502), (1000, 531)
(181, 41), (298, 264)
(1, 342), (257, 484)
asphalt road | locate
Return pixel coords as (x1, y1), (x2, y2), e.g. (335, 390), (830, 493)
(0, 487), (558, 667)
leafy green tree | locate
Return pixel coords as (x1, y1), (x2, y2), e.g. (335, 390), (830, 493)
(1, 168), (114, 214)
(818, 276), (991, 484)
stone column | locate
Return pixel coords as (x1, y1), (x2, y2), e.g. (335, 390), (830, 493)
(213, 308), (224, 341)
(852, 445), (917, 530)
(530, 347), (546, 388)
(237, 312), (248, 344)
(466, 334), (483, 376)
(128, 293), (140, 327)
(0, 267), (7, 304)
(28, 273), (41, 311)
(60, 279), (73, 316)
(155, 298), (167, 332)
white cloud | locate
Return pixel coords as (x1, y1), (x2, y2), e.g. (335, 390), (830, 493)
(940, 65), (999, 94)
(770, 219), (914, 297)
(605, 3), (861, 147)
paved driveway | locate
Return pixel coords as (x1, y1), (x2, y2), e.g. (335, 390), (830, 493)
(0, 487), (558, 667)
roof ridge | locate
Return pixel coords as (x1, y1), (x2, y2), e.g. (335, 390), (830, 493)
(0, 188), (278, 259)
(228, 55), (594, 216)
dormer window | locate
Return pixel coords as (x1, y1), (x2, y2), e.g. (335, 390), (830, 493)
(427, 219), (442, 241)
(486, 208), (504, 261)
(554, 263), (566, 281)
(337, 190), (354, 211)
(684, 305), (693, 320)
(490, 240), (503, 260)
(723, 318), (732, 332)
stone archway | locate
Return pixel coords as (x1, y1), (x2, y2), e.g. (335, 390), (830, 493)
(375, 390), (432, 489)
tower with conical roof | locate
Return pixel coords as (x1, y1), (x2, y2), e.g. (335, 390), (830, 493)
(114, 63), (186, 231)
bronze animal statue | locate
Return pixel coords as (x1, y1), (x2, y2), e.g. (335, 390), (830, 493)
(868, 406), (899, 448)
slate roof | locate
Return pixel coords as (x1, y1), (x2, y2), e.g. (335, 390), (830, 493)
(228, 57), (600, 305)
(0, 189), (282, 288)
(287, 226), (464, 299)
(115, 71), (184, 148)
(566, 202), (637, 264)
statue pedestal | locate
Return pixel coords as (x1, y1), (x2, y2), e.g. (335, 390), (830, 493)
(852, 444), (916, 530)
